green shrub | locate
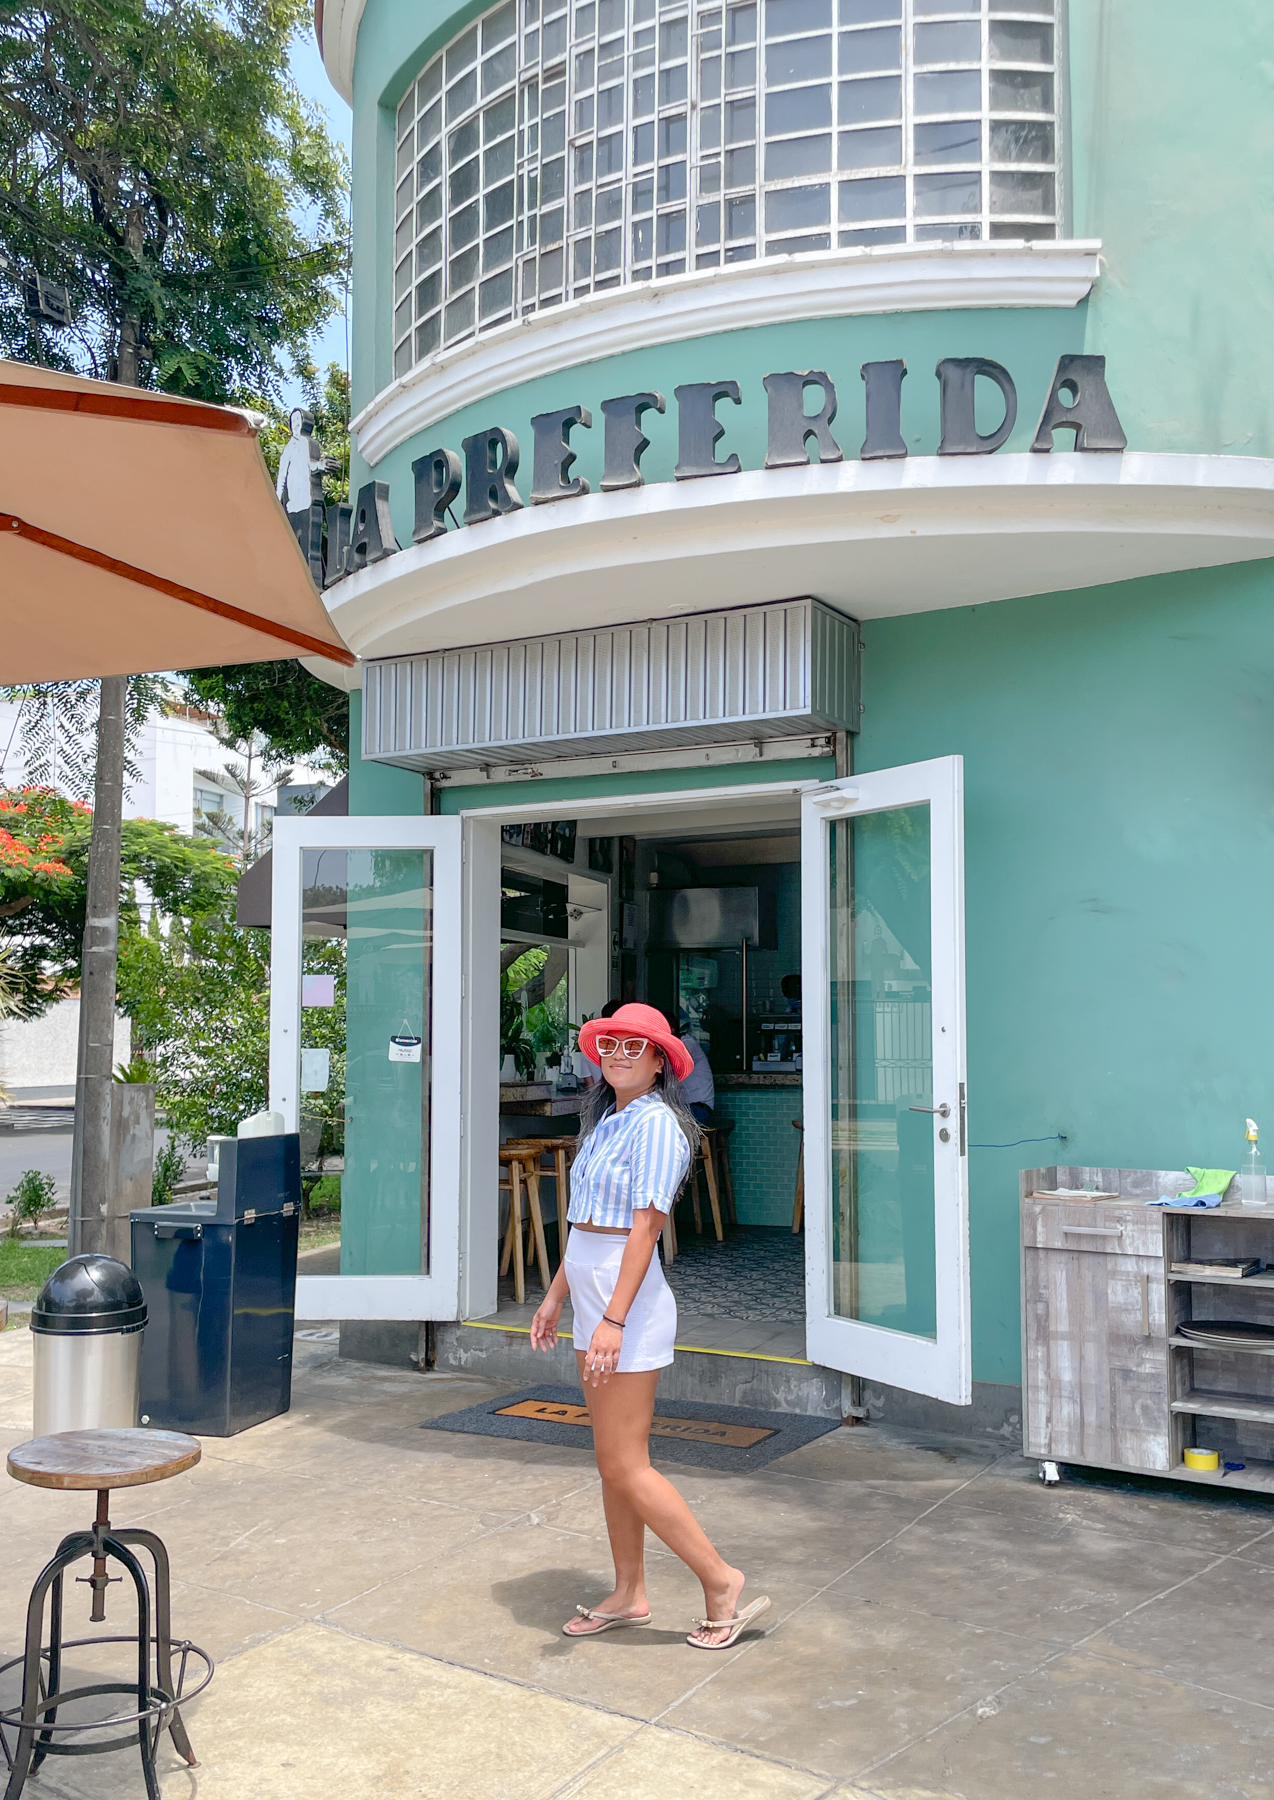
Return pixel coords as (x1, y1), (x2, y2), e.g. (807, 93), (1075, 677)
(152, 1141), (187, 1206)
(308, 1174), (341, 1215)
(5, 1170), (58, 1237)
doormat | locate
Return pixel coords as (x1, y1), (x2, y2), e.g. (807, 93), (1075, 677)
(421, 1383), (840, 1471)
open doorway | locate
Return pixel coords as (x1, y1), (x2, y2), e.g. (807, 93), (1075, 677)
(489, 789), (807, 1363)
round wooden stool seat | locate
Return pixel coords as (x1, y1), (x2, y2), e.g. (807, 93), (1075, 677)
(7, 1429), (201, 1493)
(0, 1429), (210, 1800)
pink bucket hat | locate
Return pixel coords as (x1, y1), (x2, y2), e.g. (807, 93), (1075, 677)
(577, 1002), (694, 1083)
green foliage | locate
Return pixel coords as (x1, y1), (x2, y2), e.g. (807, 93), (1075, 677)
(181, 364), (351, 771)
(0, 786), (236, 1017)
(499, 946), (572, 1076)
(117, 910), (271, 1149)
(308, 1174), (341, 1214)
(114, 1057), (154, 1083)
(298, 937), (345, 1156)
(151, 1139), (186, 1205)
(181, 661), (349, 771)
(0, 0), (348, 399)
(5, 1169), (57, 1237)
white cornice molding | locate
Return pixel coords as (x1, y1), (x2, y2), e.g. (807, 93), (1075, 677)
(318, 0), (364, 103)
(353, 239), (1101, 467)
(311, 451), (1274, 679)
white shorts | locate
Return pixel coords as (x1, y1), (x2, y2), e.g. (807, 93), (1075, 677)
(565, 1227), (677, 1372)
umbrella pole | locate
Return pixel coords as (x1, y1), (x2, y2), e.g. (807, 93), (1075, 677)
(68, 673), (128, 1256)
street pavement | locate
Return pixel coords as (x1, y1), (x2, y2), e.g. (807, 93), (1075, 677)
(1, 1329), (1273, 1797)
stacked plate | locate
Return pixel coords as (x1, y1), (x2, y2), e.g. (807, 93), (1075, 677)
(1178, 1320), (1274, 1350)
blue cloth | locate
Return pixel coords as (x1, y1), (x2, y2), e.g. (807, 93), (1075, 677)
(1145, 1193), (1222, 1208)
(689, 1102), (713, 1126)
(567, 1091), (690, 1229)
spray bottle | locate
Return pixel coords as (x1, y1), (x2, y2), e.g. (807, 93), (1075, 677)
(1241, 1118), (1266, 1206)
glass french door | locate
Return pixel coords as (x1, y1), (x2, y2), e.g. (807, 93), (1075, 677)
(269, 814), (464, 1320)
(801, 757), (970, 1404)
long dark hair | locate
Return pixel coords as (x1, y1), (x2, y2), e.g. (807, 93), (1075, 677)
(577, 1055), (702, 1172)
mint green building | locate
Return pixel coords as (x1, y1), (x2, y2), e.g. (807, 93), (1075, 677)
(271, 0), (1274, 1430)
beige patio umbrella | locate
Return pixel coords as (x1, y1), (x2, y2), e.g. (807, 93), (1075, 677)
(0, 358), (354, 679)
(0, 356), (354, 1265)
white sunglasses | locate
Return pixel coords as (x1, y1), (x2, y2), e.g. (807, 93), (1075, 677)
(593, 1035), (652, 1059)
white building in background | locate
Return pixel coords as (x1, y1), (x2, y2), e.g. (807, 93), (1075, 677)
(0, 698), (331, 846)
(0, 696), (331, 1097)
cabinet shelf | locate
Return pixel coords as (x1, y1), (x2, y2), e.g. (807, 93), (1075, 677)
(1170, 1335), (1274, 1357)
(1168, 1270), (1274, 1289)
(1170, 1390), (1274, 1425)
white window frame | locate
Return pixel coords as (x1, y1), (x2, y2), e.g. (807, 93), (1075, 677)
(269, 813), (464, 1321)
(800, 755), (970, 1404)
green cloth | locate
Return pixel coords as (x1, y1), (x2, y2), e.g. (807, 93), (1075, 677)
(1185, 1166), (1236, 1198)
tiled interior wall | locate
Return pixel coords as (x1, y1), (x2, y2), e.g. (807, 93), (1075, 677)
(712, 1087), (803, 1228)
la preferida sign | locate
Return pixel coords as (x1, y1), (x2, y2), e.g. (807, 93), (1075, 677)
(292, 354), (1125, 591)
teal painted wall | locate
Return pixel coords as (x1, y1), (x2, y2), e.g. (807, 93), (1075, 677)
(712, 1090), (803, 1230)
(857, 555), (1274, 1384)
(357, 306), (1089, 553)
(348, 690), (426, 817)
(1069, 1), (1274, 459)
(349, 0), (1274, 461)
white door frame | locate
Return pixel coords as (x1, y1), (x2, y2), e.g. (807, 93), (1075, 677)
(270, 813), (463, 1320)
(801, 756), (970, 1404)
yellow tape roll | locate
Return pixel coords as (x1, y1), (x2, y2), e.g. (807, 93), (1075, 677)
(1184, 1447), (1220, 1471)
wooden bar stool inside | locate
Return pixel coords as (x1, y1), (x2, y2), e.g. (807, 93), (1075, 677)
(507, 1136), (574, 1265)
(1, 1428), (213, 1800)
(499, 1144), (551, 1302)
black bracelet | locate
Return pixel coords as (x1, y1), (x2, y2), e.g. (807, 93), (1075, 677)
(602, 1315), (626, 1329)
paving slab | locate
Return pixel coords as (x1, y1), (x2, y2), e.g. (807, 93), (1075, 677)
(863, 1648), (1274, 1800)
(664, 1586), (1047, 1780)
(836, 1495), (1218, 1648)
(4, 1328), (1274, 1800)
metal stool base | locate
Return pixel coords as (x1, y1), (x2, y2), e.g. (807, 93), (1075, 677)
(0, 1498), (212, 1800)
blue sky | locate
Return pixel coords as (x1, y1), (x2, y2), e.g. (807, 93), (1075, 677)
(286, 29), (353, 408)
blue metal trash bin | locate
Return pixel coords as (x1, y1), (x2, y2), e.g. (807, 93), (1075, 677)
(130, 1134), (301, 1436)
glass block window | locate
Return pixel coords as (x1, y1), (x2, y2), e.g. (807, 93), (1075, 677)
(392, 0), (1060, 374)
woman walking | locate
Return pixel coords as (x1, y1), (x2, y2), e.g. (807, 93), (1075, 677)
(531, 1002), (769, 1650)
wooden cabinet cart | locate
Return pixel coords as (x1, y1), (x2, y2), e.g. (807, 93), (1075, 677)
(1022, 1166), (1274, 1497)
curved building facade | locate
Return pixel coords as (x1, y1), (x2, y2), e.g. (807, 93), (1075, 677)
(273, 0), (1274, 1432)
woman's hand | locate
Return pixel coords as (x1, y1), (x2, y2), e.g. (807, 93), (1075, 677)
(584, 1319), (624, 1387)
(530, 1294), (564, 1351)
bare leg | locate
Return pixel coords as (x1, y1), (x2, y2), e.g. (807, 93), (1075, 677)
(564, 1351), (652, 1634)
(579, 1357), (747, 1647)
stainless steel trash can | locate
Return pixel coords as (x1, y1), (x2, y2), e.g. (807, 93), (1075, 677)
(31, 1254), (147, 1435)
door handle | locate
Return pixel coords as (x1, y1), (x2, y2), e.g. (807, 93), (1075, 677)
(908, 1104), (951, 1118)
(1141, 1271), (1151, 1337)
(1061, 1224), (1122, 1238)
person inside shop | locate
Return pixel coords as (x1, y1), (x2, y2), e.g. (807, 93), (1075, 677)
(530, 1002), (769, 1651)
(662, 1007), (714, 1126)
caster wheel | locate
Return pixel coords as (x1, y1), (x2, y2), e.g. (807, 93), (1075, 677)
(1038, 1460), (1061, 1485)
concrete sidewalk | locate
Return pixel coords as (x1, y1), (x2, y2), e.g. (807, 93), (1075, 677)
(1, 1330), (1273, 1798)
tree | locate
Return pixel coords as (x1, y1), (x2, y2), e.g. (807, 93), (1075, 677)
(182, 660), (348, 769)
(0, 0), (348, 394)
(0, 0), (348, 1252)
(0, 785), (236, 1016)
(182, 362), (352, 769)
(195, 731), (293, 865)
(116, 904), (345, 1155)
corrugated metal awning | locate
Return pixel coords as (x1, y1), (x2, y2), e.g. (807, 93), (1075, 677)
(362, 597), (859, 773)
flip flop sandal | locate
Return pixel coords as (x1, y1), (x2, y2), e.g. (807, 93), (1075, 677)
(562, 1605), (653, 1637)
(686, 1596), (771, 1650)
